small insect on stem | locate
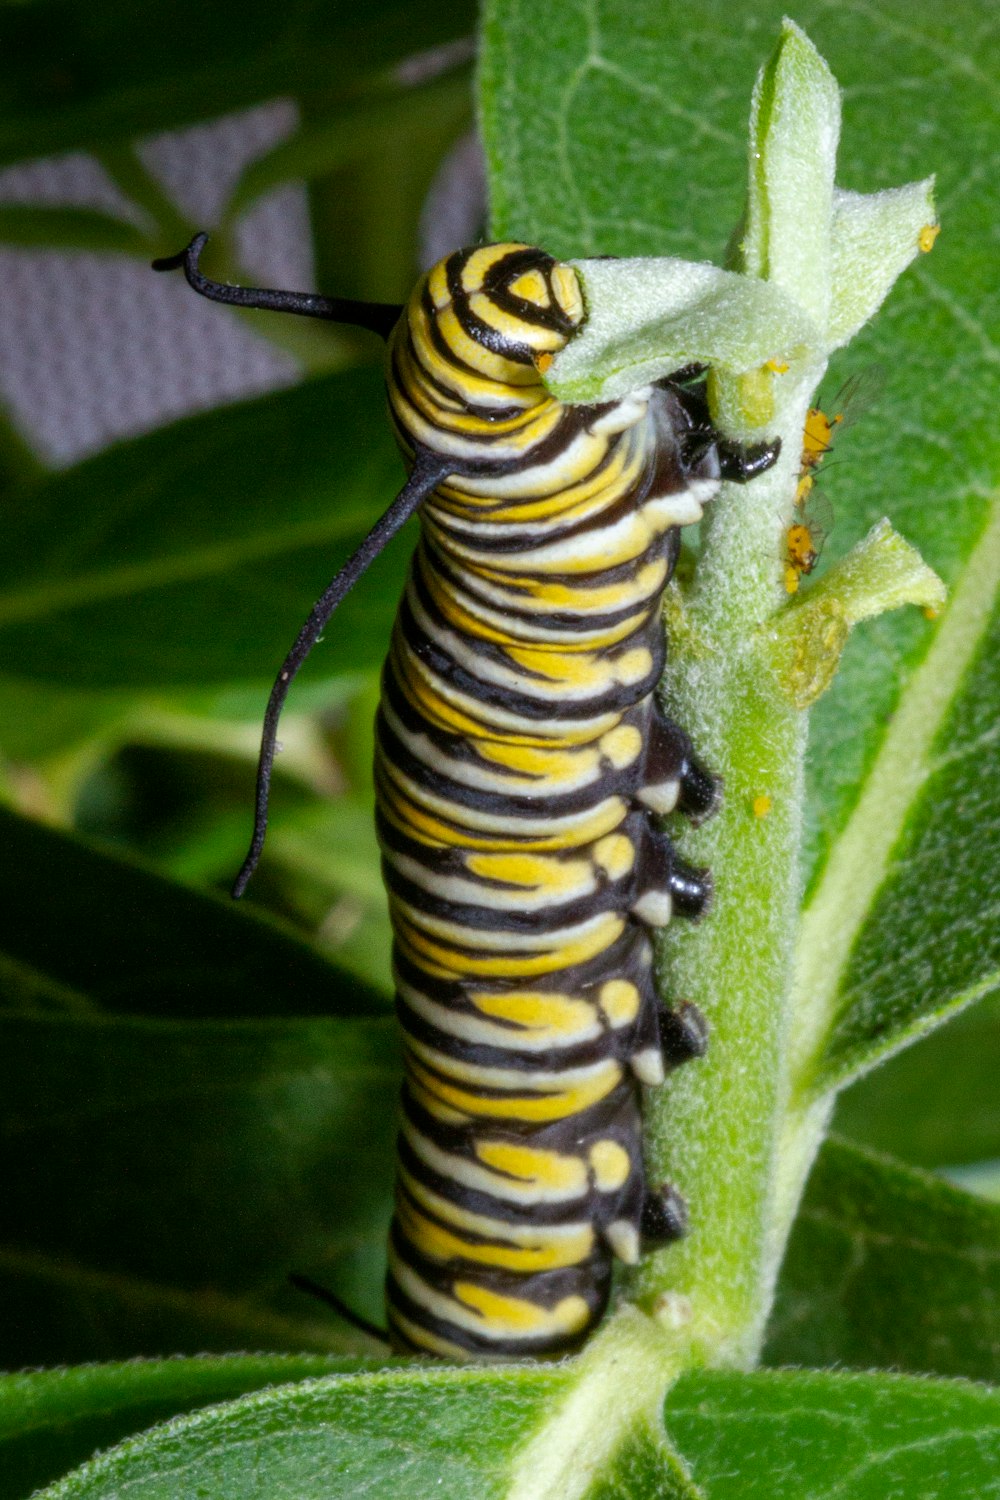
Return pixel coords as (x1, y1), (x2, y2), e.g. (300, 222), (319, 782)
(785, 372), (878, 594)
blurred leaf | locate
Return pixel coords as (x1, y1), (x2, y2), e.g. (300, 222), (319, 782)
(1, 1009), (398, 1367)
(0, 808), (397, 1372)
(0, 205), (149, 253)
(0, 804), (383, 1019)
(227, 72), (471, 219)
(316, 899), (394, 995)
(0, 1355), (368, 1500)
(0, 1), (477, 167)
(273, 800), (384, 906)
(946, 1160), (1000, 1202)
(765, 1136), (1000, 1381)
(270, 797), (393, 994)
(665, 1366), (1000, 1498)
(0, 407), (45, 492)
(0, 371), (411, 690)
(0, 677), (135, 760)
(834, 995), (1000, 1169)
(304, 83), (474, 306)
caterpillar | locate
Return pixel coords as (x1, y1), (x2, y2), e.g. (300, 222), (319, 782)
(154, 236), (780, 1359)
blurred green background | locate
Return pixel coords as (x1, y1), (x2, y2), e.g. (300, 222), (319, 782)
(0, 1), (486, 997)
(0, 0), (484, 1371)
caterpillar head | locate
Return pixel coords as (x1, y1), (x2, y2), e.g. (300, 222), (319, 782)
(421, 243), (585, 384)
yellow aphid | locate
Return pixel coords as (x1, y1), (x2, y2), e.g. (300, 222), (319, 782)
(752, 794), (772, 819)
(801, 404), (841, 473)
(786, 372), (875, 592)
(787, 521), (821, 575)
(918, 223), (940, 253)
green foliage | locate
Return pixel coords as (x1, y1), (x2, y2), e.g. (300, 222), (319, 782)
(0, 1), (477, 167)
(664, 1368), (1000, 1498)
(1, 0), (998, 1495)
(0, 1355), (369, 1500)
(0, 373), (407, 688)
(25, 1366), (574, 1500)
(766, 1136), (1000, 1381)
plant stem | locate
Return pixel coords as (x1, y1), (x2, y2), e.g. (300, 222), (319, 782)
(506, 1306), (692, 1500)
(625, 391), (814, 1369)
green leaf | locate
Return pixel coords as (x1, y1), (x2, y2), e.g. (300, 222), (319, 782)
(0, 1), (477, 167)
(790, 521), (1000, 1099)
(739, 21), (935, 346)
(765, 1136), (1000, 1381)
(763, 518), (945, 709)
(0, 372), (411, 690)
(665, 1367), (1000, 1498)
(19, 1358), (1000, 1500)
(0, 1355), (365, 1500)
(0, 809), (398, 1366)
(738, 17), (840, 326)
(1, 1008), (398, 1367)
(828, 182), (939, 350)
(269, 797), (393, 995)
(22, 1316), (704, 1500)
(546, 258), (816, 403)
(948, 1161), (1000, 1201)
(835, 995), (1000, 1170)
(0, 676), (135, 760)
(30, 1366), (576, 1500)
(0, 804), (382, 1020)
(0, 205), (150, 254)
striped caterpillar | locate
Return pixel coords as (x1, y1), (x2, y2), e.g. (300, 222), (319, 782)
(155, 236), (779, 1359)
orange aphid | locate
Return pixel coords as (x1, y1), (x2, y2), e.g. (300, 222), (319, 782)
(786, 373), (874, 591)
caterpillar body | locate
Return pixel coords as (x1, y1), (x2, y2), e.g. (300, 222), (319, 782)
(154, 236), (780, 1360)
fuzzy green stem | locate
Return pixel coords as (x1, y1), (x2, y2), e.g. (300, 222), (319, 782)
(506, 1308), (683, 1500)
(624, 408), (811, 1367)
(620, 19), (934, 1368)
(626, 14), (863, 1374)
(624, 21), (843, 1368)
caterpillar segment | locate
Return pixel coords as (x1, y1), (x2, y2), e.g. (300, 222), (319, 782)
(379, 243), (778, 1358)
(153, 235), (780, 1360)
